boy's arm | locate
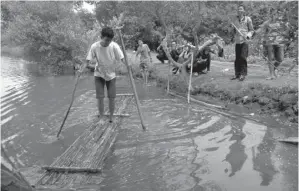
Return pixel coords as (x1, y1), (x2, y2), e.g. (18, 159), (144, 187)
(80, 46), (94, 73)
(79, 60), (90, 73)
(135, 48), (140, 57)
(147, 45), (152, 62)
(246, 17), (254, 39)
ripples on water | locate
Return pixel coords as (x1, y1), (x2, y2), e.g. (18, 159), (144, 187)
(1, 56), (298, 191)
(1, 57), (97, 168)
(99, 99), (298, 191)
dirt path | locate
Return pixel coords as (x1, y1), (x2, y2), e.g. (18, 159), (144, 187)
(151, 53), (298, 90)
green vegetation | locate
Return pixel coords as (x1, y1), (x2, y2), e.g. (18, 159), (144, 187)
(1, 1), (297, 123)
(1, 1), (298, 65)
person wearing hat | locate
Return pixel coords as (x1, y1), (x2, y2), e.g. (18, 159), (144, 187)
(231, 5), (254, 81)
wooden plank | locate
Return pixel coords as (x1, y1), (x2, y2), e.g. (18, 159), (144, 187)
(116, 93), (134, 96)
(278, 137), (298, 145)
(41, 166), (101, 173)
(103, 113), (130, 117)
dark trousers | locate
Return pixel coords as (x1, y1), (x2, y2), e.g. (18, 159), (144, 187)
(156, 52), (168, 63)
(235, 43), (249, 77)
(185, 57), (211, 74)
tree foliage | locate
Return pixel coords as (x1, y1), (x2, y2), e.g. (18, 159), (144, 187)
(1, 1), (297, 66)
(2, 1), (100, 65)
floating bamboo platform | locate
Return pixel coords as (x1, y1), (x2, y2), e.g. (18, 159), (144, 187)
(35, 95), (133, 189)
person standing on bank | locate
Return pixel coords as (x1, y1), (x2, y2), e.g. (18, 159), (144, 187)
(231, 5), (254, 81)
(262, 9), (290, 79)
(79, 27), (128, 123)
(136, 39), (152, 85)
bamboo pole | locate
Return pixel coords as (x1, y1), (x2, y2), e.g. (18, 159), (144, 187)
(116, 28), (146, 131)
(187, 53), (194, 103)
(57, 73), (81, 138)
(168, 91), (226, 109)
(167, 61), (171, 94)
(41, 166), (101, 173)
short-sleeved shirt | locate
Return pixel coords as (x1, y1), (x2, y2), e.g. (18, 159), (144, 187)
(234, 16), (254, 44)
(86, 41), (124, 81)
(263, 21), (289, 45)
(137, 44), (150, 64)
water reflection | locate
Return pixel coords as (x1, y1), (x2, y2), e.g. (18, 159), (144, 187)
(101, 99), (297, 191)
(252, 130), (277, 186)
(224, 120), (247, 177)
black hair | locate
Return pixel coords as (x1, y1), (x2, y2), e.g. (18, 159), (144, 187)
(101, 27), (114, 39)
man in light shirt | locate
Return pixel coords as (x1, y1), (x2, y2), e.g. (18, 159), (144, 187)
(79, 27), (128, 123)
(136, 40), (152, 85)
(231, 5), (254, 81)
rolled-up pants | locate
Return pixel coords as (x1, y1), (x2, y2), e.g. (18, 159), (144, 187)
(235, 43), (249, 77)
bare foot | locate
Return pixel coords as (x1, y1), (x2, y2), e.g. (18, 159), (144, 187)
(109, 115), (113, 123)
(266, 77), (274, 80)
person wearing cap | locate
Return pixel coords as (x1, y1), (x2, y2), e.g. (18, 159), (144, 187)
(231, 5), (254, 81)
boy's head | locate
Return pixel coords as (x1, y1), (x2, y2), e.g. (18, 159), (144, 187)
(101, 27), (114, 47)
(138, 40), (143, 46)
(237, 5), (245, 17)
(171, 41), (176, 50)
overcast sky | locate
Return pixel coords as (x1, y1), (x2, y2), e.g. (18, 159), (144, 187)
(82, 2), (95, 13)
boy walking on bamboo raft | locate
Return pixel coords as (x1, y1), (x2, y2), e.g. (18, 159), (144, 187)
(79, 27), (128, 123)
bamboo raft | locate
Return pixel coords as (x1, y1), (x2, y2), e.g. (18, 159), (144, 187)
(34, 95), (133, 189)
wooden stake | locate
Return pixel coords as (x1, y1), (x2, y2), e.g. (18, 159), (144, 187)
(57, 73), (81, 138)
(167, 61), (171, 94)
(116, 28), (146, 131)
(41, 166), (101, 173)
(187, 53), (194, 103)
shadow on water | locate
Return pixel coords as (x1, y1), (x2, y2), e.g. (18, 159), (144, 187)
(99, 99), (298, 191)
(224, 120), (247, 178)
(1, 56), (298, 191)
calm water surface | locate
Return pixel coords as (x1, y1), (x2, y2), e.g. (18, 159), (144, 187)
(1, 56), (297, 191)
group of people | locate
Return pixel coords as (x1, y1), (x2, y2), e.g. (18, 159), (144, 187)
(233, 5), (296, 80)
(156, 36), (224, 76)
(78, 5), (297, 122)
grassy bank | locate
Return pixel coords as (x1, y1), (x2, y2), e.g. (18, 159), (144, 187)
(123, 50), (298, 124)
(1, 45), (25, 58)
(3, 47), (297, 124)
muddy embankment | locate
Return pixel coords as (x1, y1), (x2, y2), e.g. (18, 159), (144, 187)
(154, 72), (298, 126)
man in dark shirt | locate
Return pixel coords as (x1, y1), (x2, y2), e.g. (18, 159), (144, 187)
(191, 47), (213, 74)
(170, 41), (182, 74)
(186, 46), (222, 75)
(156, 42), (168, 64)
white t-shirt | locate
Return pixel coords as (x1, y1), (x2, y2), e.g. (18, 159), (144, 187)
(86, 41), (124, 81)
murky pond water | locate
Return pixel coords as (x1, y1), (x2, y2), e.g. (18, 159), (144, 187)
(1, 56), (298, 191)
